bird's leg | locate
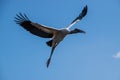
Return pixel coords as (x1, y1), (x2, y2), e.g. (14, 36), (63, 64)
(46, 43), (57, 68)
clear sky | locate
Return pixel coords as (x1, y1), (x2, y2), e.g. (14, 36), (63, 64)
(0, 0), (120, 80)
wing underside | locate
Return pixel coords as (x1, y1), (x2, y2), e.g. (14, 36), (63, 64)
(15, 13), (55, 38)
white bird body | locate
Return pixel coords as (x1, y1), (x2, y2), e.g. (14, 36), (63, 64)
(15, 5), (88, 68)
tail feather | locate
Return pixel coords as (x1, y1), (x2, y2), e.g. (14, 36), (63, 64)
(46, 40), (53, 47)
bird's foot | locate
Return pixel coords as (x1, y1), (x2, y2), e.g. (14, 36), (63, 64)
(46, 58), (51, 68)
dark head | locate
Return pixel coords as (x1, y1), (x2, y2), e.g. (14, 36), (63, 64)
(69, 28), (86, 34)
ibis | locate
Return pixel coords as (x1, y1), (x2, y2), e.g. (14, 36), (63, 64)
(14, 5), (88, 68)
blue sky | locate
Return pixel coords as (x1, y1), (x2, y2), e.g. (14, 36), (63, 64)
(0, 0), (120, 80)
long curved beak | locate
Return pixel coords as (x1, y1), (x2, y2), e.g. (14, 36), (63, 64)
(79, 29), (86, 34)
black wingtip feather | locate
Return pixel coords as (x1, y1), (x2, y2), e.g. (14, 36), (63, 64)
(19, 13), (27, 20)
(14, 13), (30, 25)
(77, 5), (88, 20)
(14, 13), (33, 30)
(80, 5), (88, 17)
(71, 5), (88, 24)
(23, 13), (30, 20)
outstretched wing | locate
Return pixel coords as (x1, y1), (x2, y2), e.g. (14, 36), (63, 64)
(67, 5), (88, 29)
(14, 13), (58, 38)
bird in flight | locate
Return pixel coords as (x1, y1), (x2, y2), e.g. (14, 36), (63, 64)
(14, 5), (88, 68)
